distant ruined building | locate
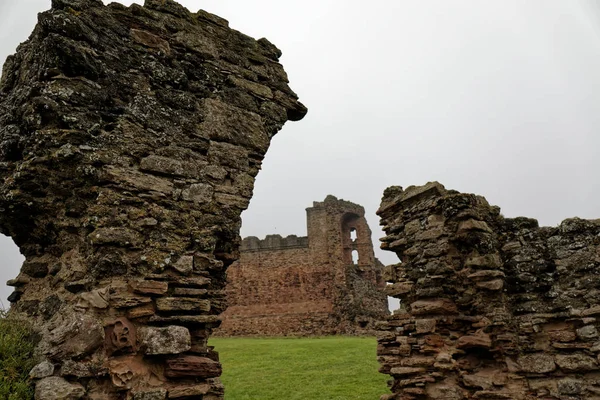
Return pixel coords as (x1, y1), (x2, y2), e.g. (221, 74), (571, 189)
(218, 195), (389, 336)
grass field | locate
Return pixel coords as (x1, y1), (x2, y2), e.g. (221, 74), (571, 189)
(0, 311), (36, 400)
(210, 336), (389, 400)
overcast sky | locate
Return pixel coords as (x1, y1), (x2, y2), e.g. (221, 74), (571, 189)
(1, 0), (599, 308)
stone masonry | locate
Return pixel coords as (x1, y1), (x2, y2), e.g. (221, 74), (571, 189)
(0, 0), (306, 398)
(377, 182), (600, 400)
(218, 196), (389, 336)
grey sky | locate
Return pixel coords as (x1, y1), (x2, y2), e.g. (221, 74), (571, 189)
(1, 0), (599, 307)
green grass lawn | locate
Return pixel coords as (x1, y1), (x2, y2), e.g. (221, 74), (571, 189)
(210, 336), (389, 400)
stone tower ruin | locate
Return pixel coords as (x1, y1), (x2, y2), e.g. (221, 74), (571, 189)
(0, 0), (306, 398)
(377, 182), (600, 400)
(218, 195), (389, 336)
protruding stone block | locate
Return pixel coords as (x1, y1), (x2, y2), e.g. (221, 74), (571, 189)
(30, 361), (55, 379)
(139, 326), (191, 355)
(165, 356), (222, 378)
(156, 298), (211, 313)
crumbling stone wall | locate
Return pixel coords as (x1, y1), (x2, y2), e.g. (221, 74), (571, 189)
(0, 0), (306, 398)
(218, 195), (389, 336)
(377, 182), (600, 400)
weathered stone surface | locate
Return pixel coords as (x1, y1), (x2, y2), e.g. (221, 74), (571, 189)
(165, 356), (222, 378)
(80, 288), (109, 309)
(132, 389), (168, 400)
(148, 315), (222, 326)
(131, 281), (169, 296)
(181, 184), (213, 204)
(89, 228), (142, 247)
(45, 315), (104, 360)
(61, 360), (108, 378)
(518, 354), (556, 374)
(172, 288), (208, 297)
(156, 297), (211, 313)
(127, 304), (156, 319)
(390, 367), (426, 376)
(30, 361), (55, 379)
(458, 219), (492, 233)
(139, 326), (191, 355)
(35, 377), (85, 400)
(0, 0), (306, 398)
(377, 182), (600, 399)
(456, 333), (492, 349)
(168, 384), (211, 398)
(462, 374), (493, 390)
(217, 196), (388, 336)
(410, 299), (458, 315)
(577, 325), (598, 340)
(106, 318), (136, 355)
(172, 256), (194, 275)
(110, 293), (153, 309)
(555, 353), (598, 372)
(557, 378), (583, 395)
(475, 279), (504, 291)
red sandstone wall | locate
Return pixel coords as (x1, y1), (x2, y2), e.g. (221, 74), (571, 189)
(219, 247), (339, 335)
(218, 196), (389, 336)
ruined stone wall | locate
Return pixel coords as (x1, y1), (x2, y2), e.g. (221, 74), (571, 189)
(0, 0), (306, 398)
(377, 182), (600, 400)
(219, 240), (335, 336)
(218, 196), (389, 336)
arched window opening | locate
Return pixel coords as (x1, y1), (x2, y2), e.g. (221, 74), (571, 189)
(352, 250), (359, 265)
(350, 228), (357, 241)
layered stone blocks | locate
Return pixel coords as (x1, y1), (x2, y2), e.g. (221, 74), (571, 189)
(377, 182), (600, 399)
(0, 0), (306, 398)
(218, 195), (389, 336)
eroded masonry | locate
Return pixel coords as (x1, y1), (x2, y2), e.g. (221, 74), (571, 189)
(218, 196), (389, 336)
(377, 182), (600, 400)
(0, 0), (306, 398)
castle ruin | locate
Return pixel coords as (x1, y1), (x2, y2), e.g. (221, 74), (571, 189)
(0, 0), (306, 398)
(218, 195), (389, 336)
(377, 182), (600, 400)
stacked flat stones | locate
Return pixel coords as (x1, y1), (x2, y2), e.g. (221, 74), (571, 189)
(377, 182), (600, 400)
(0, 0), (305, 398)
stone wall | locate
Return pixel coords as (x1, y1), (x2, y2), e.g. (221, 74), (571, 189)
(377, 182), (600, 400)
(0, 0), (306, 398)
(218, 195), (389, 336)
